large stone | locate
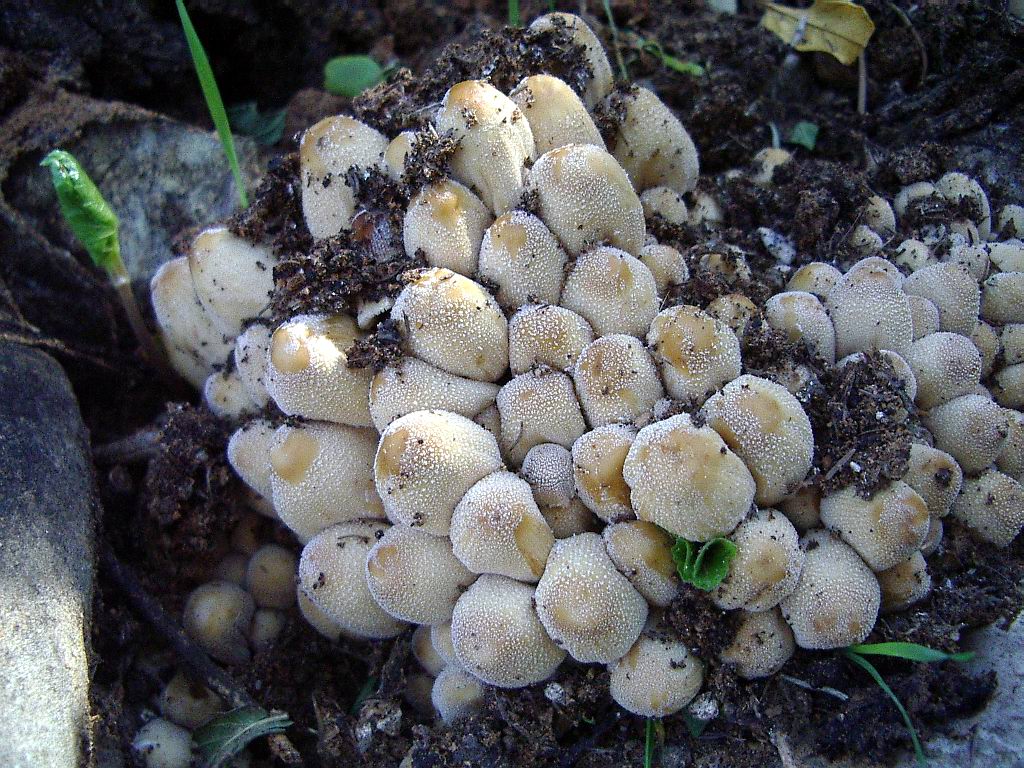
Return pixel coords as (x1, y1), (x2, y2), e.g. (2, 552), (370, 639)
(0, 343), (96, 768)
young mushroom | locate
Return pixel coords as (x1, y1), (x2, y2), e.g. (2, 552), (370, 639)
(646, 305), (742, 405)
(602, 520), (680, 607)
(431, 667), (486, 723)
(608, 622), (704, 717)
(245, 544), (297, 610)
(572, 425), (638, 524)
(521, 443), (576, 510)
(187, 228), (276, 336)
(509, 74), (604, 155)
(924, 394), (1009, 475)
(182, 580), (255, 665)
(720, 608), (795, 679)
(878, 552), (931, 613)
(559, 246), (659, 337)
(478, 211), (568, 311)
(572, 335), (665, 427)
(496, 369), (587, 466)
(508, 304), (594, 374)
(951, 470), (1024, 547)
(711, 509), (804, 612)
(403, 180), (492, 276)
(131, 718), (194, 768)
(528, 13), (613, 109)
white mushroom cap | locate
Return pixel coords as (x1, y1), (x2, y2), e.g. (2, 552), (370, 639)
(528, 14), (613, 109)
(608, 624), (704, 717)
(478, 211), (568, 310)
(944, 240), (990, 281)
(894, 239), (935, 273)
(908, 295), (941, 341)
(951, 469), (1024, 547)
(638, 242), (689, 294)
(368, 356), (499, 432)
(607, 86), (699, 194)
(365, 524), (475, 625)
(779, 529), (880, 650)
(623, 413), (756, 541)
(750, 147), (792, 186)
(384, 130), (415, 180)
(705, 293), (759, 339)
(689, 191), (725, 228)
(233, 324), (272, 407)
(266, 313), (373, 426)
(374, 409), (503, 535)
(863, 195), (897, 237)
(150, 257), (233, 388)
(826, 260), (912, 357)
(848, 225), (883, 257)
(572, 334), (664, 427)
(700, 375), (814, 507)
(936, 172), (992, 239)
(296, 587), (345, 641)
(270, 421), (382, 542)
(603, 520), (679, 607)
(435, 80), (535, 215)
(450, 470), (555, 582)
(403, 179), (492, 276)
(786, 262), (842, 299)
(496, 369), (587, 466)
(924, 394), (1009, 475)
(431, 667), (486, 723)
(893, 181), (937, 219)
(712, 509), (804, 611)
(640, 188), (689, 227)
(778, 485), (821, 532)
(820, 481), (930, 571)
(997, 205), (1024, 239)
(904, 332), (982, 409)
(526, 144), (645, 256)
(1000, 324), (1024, 366)
(982, 271), (1024, 326)
(541, 498), (600, 539)
(412, 624), (445, 676)
(647, 305), (741, 404)
(188, 227), (276, 336)
(720, 608), (795, 679)
(970, 321), (1000, 377)
(878, 552), (931, 613)
(904, 443), (963, 517)
(521, 443), (575, 509)
(299, 116), (388, 239)
(430, 622), (459, 668)
(920, 515), (944, 557)
(227, 419), (276, 500)
(391, 267), (509, 382)
(993, 363), (1024, 409)
(534, 532), (648, 663)
(249, 608), (286, 651)
(131, 718), (194, 768)
(245, 544), (297, 610)
(159, 670), (223, 729)
(764, 291), (836, 363)
(182, 580), (255, 665)
(560, 247), (659, 337)
(508, 303), (594, 374)
(572, 425), (638, 523)
(996, 409), (1024, 479)
(903, 262), (980, 336)
(989, 240), (1024, 272)
(203, 370), (258, 420)
(510, 74), (604, 155)
(451, 574), (566, 687)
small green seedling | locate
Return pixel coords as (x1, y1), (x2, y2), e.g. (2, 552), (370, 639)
(324, 55), (386, 98)
(787, 121), (820, 151)
(350, 675), (379, 714)
(227, 102), (287, 146)
(671, 537), (737, 591)
(194, 706), (291, 768)
(643, 717), (656, 768)
(637, 38), (705, 77)
(176, 0), (248, 209)
(843, 642), (975, 767)
(41, 150), (171, 376)
(508, 0), (521, 28)
(601, 0), (630, 81)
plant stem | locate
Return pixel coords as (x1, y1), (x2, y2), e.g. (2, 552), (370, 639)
(601, 0), (630, 81)
(644, 718), (655, 768)
(109, 266), (176, 381)
(508, 0), (521, 27)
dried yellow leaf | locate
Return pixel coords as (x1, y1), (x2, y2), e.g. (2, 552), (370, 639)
(761, 0), (875, 66)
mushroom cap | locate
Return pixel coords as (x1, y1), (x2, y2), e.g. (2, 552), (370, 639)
(249, 608), (286, 651)
(936, 172), (992, 239)
(159, 670), (223, 730)
(233, 324), (272, 407)
(970, 321), (1000, 377)
(894, 239), (935, 273)
(431, 667), (486, 723)
(786, 262), (842, 300)
(989, 240), (1024, 272)
(245, 544), (297, 610)
(451, 574), (566, 687)
(298, 520), (408, 639)
(508, 303), (594, 374)
(993, 363), (1024, 409)
(131, 718), (194, 768)
(374, 409), (503, 535)
(1000, 324), (1024, 366)
(535, 533), (649, 663)
(391, 267), (509, 382)
(572, 424), (638, 523)
(182, 580), (255, 666)
(602, 520), (679, 607)
(646, 305), (742, 404)
(365, 524), (476, 625)
(412, 624), (446, 676)
(944, 240), (990, 281)
(266, 313), (373, 426)
(638, 242), (689, 294)
(608, 625), (704, 717)
(705, 294), (759, 339)
(526, 144), (645, 256)
(778, 485), (821, 532)
(478, 210), (568, 310)
(640, 189), (689, 228)
(903, 262), (980, 336)
(403, 179), (492, 276)
(711, 509), (804, 612)
(825, 259), (913, 357)
(764, 291), (836, 363)
(384, 130), (415, 180)
(863, 195), (896, 237)
(560, 246), (659, 337)
(907, 295), (941, 341)
(430, 622), (459, 668)
(878, 552), (931, 613)
(699, 249), (752, 286)
(496, 369), (587, 466)
(227, 419), (276, 500)
(893, 181), (937, 218)
(297, 587), (345, 641)
(522, 443), (576, 509)
(751, 147), (792, 186)
(996, 409), (1024, 479)
(699, 375), (814, 506)
(952, 469), (1024, 547)
(528, 14), (613, 108)
(819, 481), (930, 571)
(720, 608), (795, 679)
(541, 498), (601, 539)
(982, 271), (1024, 326)
(848, 225), (883, 257)
(187, 228), (276, 336)
(904, 443), (963, 517)
(920, 515), (944, 557)
(779, 530), (880, 650)
(904, 332), (982, 409)
(509, 74), (604, 155)
(572, 334), (664, 427)
(924, 394), (1009, 475)
(623, 413), (755, 541)
(997, 205), (1024, 239)
(450, 470), (556, 582)
(270, 421), (383, 542)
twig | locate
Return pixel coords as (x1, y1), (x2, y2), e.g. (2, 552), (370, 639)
(770, 729), (803, 768)
(779, 673), (850, 701)
(887, 2), (927, 88)
(857, 52), (868, 115)
(0, 327), (120, 371)
(100, 545), (302, 764)
(93, 428), (162, 464)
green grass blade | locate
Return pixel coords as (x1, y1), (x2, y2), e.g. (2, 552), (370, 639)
(601, 0), (629, 81)
(643, 717), (655, 768)
(194, 707), (291, 768)
(508, 0), (520, 27)
(175, 0), (248, 209)
(849, 642), (974, 664)
(843, 650), (926, 768)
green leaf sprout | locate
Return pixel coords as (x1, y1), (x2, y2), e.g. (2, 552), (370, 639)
(671, 537), (737, 591)
(227, 102), (287, 147)
(508, 0), (521, 28)
(324, 55), (386, 98)
(786, 121), (820, 151)
(643, 717), (656, 768)
(638, 39), (706, 77)
(194, 706), (291, 768)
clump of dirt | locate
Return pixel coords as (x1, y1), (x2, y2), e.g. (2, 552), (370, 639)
(229, 152), (311, 258)
(667, 587), (741, 677)
(346, 318), (404, 373)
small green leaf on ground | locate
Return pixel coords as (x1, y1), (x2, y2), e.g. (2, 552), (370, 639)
(682, 711), (708, 738)
(848, 641), (975, 664)
(787, 121), (819, 150)
(350, 675), (379, 714)
(671, 537), (737, 591)
(639, 39), (706, 77)
(227, 102), (287, 146)
(194, 707), (291, 768)
(324, 55), (386, 98)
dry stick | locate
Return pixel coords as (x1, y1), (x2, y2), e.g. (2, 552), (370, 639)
(100, 545), (302, 764)
(888, 2), (927, 87)
(93, 428), (162, 464)
(857, 52), (868, 115)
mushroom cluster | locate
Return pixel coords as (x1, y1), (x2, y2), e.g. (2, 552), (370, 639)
(150, 12), (1024, 726)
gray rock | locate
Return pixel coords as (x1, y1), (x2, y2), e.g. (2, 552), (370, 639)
(0, 343), (96, 768)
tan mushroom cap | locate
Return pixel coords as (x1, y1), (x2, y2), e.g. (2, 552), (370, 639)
(603, 520), (679, 607)
(647, 305), (742, 404)
(907, 295), (941, 341)
(982, 272), (1024, 326)
(952, 469), (1024, 547)
(365, 524), (475, 625)
(368, 356), (499, 433)
(779, 530), (880, 650)
(451, 574), (566, 687)
(904, 443), (963, 517)
(412, 624), (445, 676)
(403, 179), (492, 276)
(989, 240), (1024, 272)
(970, 321), (1000, 377)
(894, 239), (935, 273)
(572, 425), (638, 524)
(508, 303), (594, 374)
(904, 332), (982, 409)
(996, 409), (1024, 479)
(529, 13), (614, 108)
(374, 409), (502, 535)
(541, 498), (601, 539)
(623, 413), (755, 541)
(391, 268), (509, 382)
(936, 172), (992, 239)
(700, 249), (752, 287)
(993, 363), (1024, 409)
(450, 470), (555, 582)
(721, 608), (795, 679)
(269, 422), (383, 542)
(227, 419), (276, 500)
(764, 291), (836, 363)
(638, 242), (689, 294)
(435, 80), (535, 215)
(510, 74), (604, 155)
(430, 622), (459, 668)
(786, 262), (842, 300)
(297, 587), (345, 641)
(183, 580), (255, 666)
(496, 369), (587, 466)
(572, 335), (664, 427)
(778, 485), (822, 532)
(903, 262), (980, 336)
(478, 211), (568, 310)
(266, 313), (373, 426)
(920, 515), (944, 557)
(383, 130), (415, 181)
(640, 188), (689, 227)
(526, 144), (645, 256)
(751, 147), (792, 186)
(159, 670), (223, 730)
(522, 443), (576, 510)
(700, 375), (814, 507)
(431, 667), (486, 723)
(233, 324), (272, 407)
(878, 552), (931, 613)
(924, 394), (1009, 475)
(705, 294), (759, 339)
(712, 509), (804, 612)
(560, 247), (659, 337)
(535, 533), (648, 663)
(863, 195), (897, 237)
(689, 191), (724, 228)
(608, 624), (704, 717)
(203, 370), (257, 420)
(848, 225), (883, 257)
(825, 259), (913, 357)
(245, 544), (297, 610)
